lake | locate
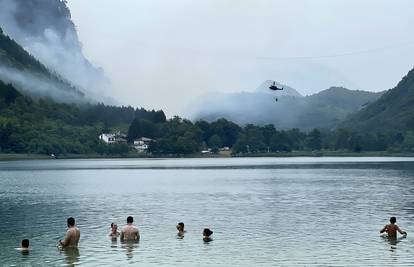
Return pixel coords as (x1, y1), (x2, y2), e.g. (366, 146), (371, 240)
(0, 157), (413, 266)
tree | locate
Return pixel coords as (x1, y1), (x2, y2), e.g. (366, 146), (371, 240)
(208, 134), (222, 153)
(402, 131), (414, 152)
(127, 118), (156, 142)
(348, 133), (362, 152)
(269, 131), (292, 152)
(332, 128), (351, 150)
(232, 125), (267, 154)
(262, 124), (276, 145)
(148, 117), (203, 155)
(209, 118), (242, 147)
(306, 129), (321, 150)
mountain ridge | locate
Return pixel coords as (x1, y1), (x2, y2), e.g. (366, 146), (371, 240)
(190, 83), (383, 130)
(341, 68), (414, 132)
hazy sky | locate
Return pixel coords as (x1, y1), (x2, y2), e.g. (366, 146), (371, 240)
(67, 0), (414, 116)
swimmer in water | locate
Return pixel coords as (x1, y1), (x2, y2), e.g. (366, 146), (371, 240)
(109, 223), (120, 238)
(17, 239), (30, 252)
(203, 228), (213, 242)
(120, 216), (140, 242)
(176, 222), (186, 237)
(59, 217), (80, 248)
(380, 216), (407, 239)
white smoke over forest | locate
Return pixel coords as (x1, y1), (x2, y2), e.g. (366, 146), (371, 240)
(0, 65), (88, 103)
(189, 81), (383, 130)
(0, 0), (111, 102)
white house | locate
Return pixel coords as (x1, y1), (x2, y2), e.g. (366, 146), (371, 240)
(133, 137), (154, 152)
(99, 132), (127, 144)
(99, 133), (116, 144)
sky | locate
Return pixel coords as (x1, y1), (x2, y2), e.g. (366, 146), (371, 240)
(67, 0), (414, 116)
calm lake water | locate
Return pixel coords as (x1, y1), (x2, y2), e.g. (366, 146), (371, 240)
(0, 157), (413, 266)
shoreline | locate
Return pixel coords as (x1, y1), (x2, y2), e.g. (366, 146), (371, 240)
(2, 151), (414, 161)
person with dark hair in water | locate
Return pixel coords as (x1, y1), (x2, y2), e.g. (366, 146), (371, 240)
(176, 222), (186, 237)
(203, 228), (213, 242)
(120, 216), (140, 242)
(109, 223), (120, 238)
(17, 239), (30, 252)
(380, 216), (407, 239)
(21, 239), (29, 249)
(59, 217), (80, 247)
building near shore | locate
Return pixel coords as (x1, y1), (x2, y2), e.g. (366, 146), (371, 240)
(133, 137), (154, 152)
(99, 132), (127, 144)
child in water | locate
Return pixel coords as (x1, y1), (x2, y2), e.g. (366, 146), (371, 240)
(380, 216), (407, 239)
(109, 223), (120, 238)
(203, 228), (213, 242)
(176, 222), (186, 237)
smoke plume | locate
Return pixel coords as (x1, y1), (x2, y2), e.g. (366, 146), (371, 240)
(0, 0), (111, 102)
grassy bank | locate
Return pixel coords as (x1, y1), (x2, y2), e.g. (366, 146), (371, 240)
(0, 153), (52, 161)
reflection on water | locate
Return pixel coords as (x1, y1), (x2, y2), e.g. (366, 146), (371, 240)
(60, 247), (80, 266)
(176, 234), (184, 240)
(121, 241), (139, 260)
(382, 234), (408, 251)
(0, 157), (413, 266)
(110, 237), (118, 248)
(19, 249), (30, 258)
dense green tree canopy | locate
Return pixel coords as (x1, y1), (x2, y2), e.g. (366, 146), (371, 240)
(1, 79), (414, 156)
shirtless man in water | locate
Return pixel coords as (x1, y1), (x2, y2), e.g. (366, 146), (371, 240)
(120, 216), (140, 242)
(59, 217), (80, 247)
(380, 216), (407, 239)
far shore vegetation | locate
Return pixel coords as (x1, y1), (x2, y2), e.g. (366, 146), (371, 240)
(2, 80), (414, 160)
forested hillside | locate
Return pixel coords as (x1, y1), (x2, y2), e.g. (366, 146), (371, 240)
(341, 68), (414, 132)
(0, 0), (110, 100)
(298, 87), (383, 129)
(0, 27), (85, 102)
(0, 80), (165, 155)
(1, 78), (413, 156)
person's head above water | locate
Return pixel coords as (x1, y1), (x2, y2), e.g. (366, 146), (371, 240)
(390, 217), (397, 224)
(111, 223), (118, 230)
(127, 216), (133, 224)
(177, 222), (185, 231)
(203, 228), (213, 237)
(67, 217), (75, 227)
(21, 239), (29, 249)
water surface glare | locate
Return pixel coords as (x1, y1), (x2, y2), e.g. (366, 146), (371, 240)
(0, 157), (413, 266)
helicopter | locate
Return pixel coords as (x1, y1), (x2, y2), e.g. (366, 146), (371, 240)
(269, 81), (283, 102)
(269, 81), (284, 91)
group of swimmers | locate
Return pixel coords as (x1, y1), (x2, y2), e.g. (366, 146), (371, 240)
(107, 217), (213, 242)
(18, 216), (407, 251)
(18, 215), (214, 251)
